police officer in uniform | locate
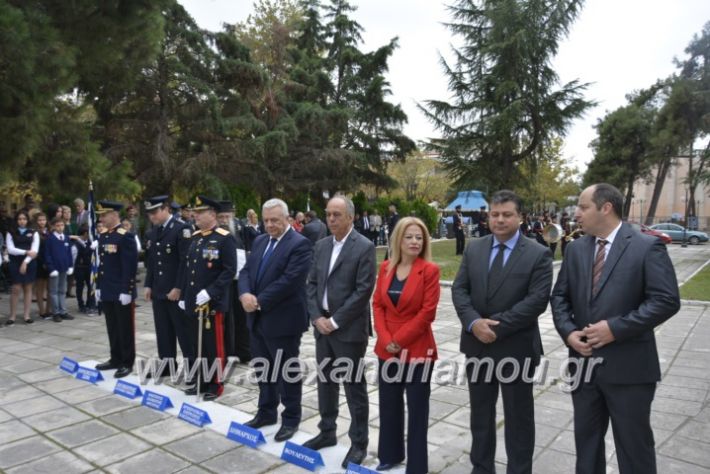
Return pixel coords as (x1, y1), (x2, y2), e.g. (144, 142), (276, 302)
(144, 195), (194, 378)
(94, 201), (138, 378)
(218, 200), (252, 363)
(181, 196), (237, 401)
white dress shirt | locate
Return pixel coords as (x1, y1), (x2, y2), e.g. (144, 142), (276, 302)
(321, 227), (354, 329)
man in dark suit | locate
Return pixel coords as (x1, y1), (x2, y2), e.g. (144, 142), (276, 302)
(238, 198), (313, 442)
(452, 190), (553, 474)
(551, 183), (680, 474)
(143, 195), (194, 379)
(303, 196), (376, 468)
(302, 210), (327, 244)
(94, 201), (139, 379)
(453, 204), (465, 255)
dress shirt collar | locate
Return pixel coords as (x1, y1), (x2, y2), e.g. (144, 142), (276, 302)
(492, 230), (520, 250)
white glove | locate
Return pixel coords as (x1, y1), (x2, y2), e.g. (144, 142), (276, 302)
(119, 293), (132, 306)
(195, 289), (211, 306)
(49, 270), (59, 278)
(67, 267), (74, 276)
(178, 300), (185, 310)
(90, 240), (99, 250)
(95, 289), (101, 302)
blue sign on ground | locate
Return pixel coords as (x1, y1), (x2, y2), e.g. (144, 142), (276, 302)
(75, 366), (104, 384)
(59, 357), (78, 374)
(346, 462), (379, 474)
(141, 390), (173, 411)
(226, 421), (266, 448)
(178, 403), (212, 427)
(281, 441), (325, 471)
(113, 380), (143, 399)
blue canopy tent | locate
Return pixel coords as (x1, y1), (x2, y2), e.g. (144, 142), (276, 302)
(445, 190), (488, 212)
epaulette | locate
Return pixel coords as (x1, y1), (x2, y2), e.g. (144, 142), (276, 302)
(216, 227), (230, 236)
(117, 228), (127, 235)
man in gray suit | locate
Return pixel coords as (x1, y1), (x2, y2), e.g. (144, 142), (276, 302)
(303, 195), (376, 469)
(452, 189), (552, 474)
(551, 183), (680, 474)
(302, 210), (327, 244)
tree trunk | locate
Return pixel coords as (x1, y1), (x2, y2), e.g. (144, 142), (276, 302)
(645, 156), (672, 225)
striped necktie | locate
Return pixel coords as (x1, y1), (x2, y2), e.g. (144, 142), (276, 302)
(592, 239), (608, 294)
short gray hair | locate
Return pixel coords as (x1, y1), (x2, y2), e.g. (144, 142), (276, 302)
(262, 198), (289, 217)
(331, 195), (355, 218)
(74, 198), (85, 207)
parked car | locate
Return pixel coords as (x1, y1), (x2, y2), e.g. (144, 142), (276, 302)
(649, 223), (709, 244)
(628, 222), (672, 245)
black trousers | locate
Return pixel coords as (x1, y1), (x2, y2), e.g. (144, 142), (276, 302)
(189, 310), (226, 395)
(152, 298), (194, 375)
(102, 301), (135, 369)
(74, 267), (95, 309)
(572, 381), (657, 474)
(466, 362), (535, 474)
(250, 323), (302, 427)
(378, 359), (432, 474)
(228, 280), (251, 361)
(455, 230), (466, 255)
(315, 335), (369, 447)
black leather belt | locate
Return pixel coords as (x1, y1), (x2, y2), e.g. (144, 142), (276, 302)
(323, 310), (331, 318)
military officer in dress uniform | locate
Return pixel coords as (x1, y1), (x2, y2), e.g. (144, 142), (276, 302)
(181, 196), (237, 401)
(217, 200), (252, 363)
(94, 201), (138, 379)
(144, 195), (194, 378)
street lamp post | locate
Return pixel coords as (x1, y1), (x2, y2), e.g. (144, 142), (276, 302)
(682, 190), (688, 248)
(639, 198), (645, 225)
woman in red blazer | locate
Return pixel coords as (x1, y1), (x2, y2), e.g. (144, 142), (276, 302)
(373, 216), (440, 473)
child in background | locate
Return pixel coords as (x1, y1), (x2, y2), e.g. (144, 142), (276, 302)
(45, 217), (74, 322)
(71, 225), (96, 314)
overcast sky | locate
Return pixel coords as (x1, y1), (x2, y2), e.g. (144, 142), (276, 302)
(180, 0), (710, 173)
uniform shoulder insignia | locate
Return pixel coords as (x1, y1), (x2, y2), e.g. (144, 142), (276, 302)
(183, 228), (193, 238)
(117, 228), (127, 235)
(192, 230), (202, 237)
(216, 228), (230, 236)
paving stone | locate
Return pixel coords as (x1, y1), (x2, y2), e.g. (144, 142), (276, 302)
(0, 419), (35, 444)
(103, 405), (169, 431)
(659, 436), (710, 468)
(202, 446), (283, 473)
(656, 454), (710, 474)
(16, 366), (67, 384)
(164, 430), (238, 463)
(47, 419), (119, 448)
(533, 448), (577, 473)
(76, 394), (134, 416)
(55, 386), (110, 404)
(131, 417), (201, 445)
(6, 450), (94, 474)
(174, 467), (212, 474)
(21, 406), (90, 432)
(675, 420), (710, 445)
(74, 432), (152, 467)
(0, 384), (44, 405)
(35, 375), (88, 394)
(3, 394), (68, 419)
(0, 435), (62, 470)
(0, 408), (12, 423)
(106, 448), (190, 474)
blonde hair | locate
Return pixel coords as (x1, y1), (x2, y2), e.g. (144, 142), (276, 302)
(387, 217), (432, 276)
(247, 209), (258, 225)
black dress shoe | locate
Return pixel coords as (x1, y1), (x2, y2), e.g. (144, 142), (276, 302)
(114, 367), (132, 378)
(274, 425), (298, 442)
(95, 361), (118, 371)
(244, 416), (277, 429)
(302, 432), (337, 450)
(376, 462), (400, 471)
(341, 445), (367, 469)
(203, 392), (219, 402)
(184, 386), (198, 396)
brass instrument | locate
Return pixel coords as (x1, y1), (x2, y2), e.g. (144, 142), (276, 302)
(542, 223), (563, 244)
(565, 228), (585, 242)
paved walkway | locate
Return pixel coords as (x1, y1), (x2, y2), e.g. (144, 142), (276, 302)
(0, 244), (709, 473)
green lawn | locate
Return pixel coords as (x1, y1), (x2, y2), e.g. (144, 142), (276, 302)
(376, 238), (563, 281)
(680, 263), (710, 301)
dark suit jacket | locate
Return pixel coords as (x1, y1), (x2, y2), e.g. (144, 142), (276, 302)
(144, 216), (192, 299)
(238, 228), (313, 337)
(302, 218), (327, 244)
(372, 258), (440, 360)
(306, 229), (376, 343)
(452, 233), (552, 363)
(551, 222), (680, 384)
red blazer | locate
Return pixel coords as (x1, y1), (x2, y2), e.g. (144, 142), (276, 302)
(373, 257), (440, 361)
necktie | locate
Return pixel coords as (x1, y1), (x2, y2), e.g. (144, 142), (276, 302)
(488, 243), (506, 284)
(256, 237), (277, 282)
(157, 225), (164, 238)
(592, 239), (608, 294)
(364, 218), (369, 230)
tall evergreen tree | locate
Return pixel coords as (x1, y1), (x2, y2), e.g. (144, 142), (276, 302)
(421, 0), (592, 191)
